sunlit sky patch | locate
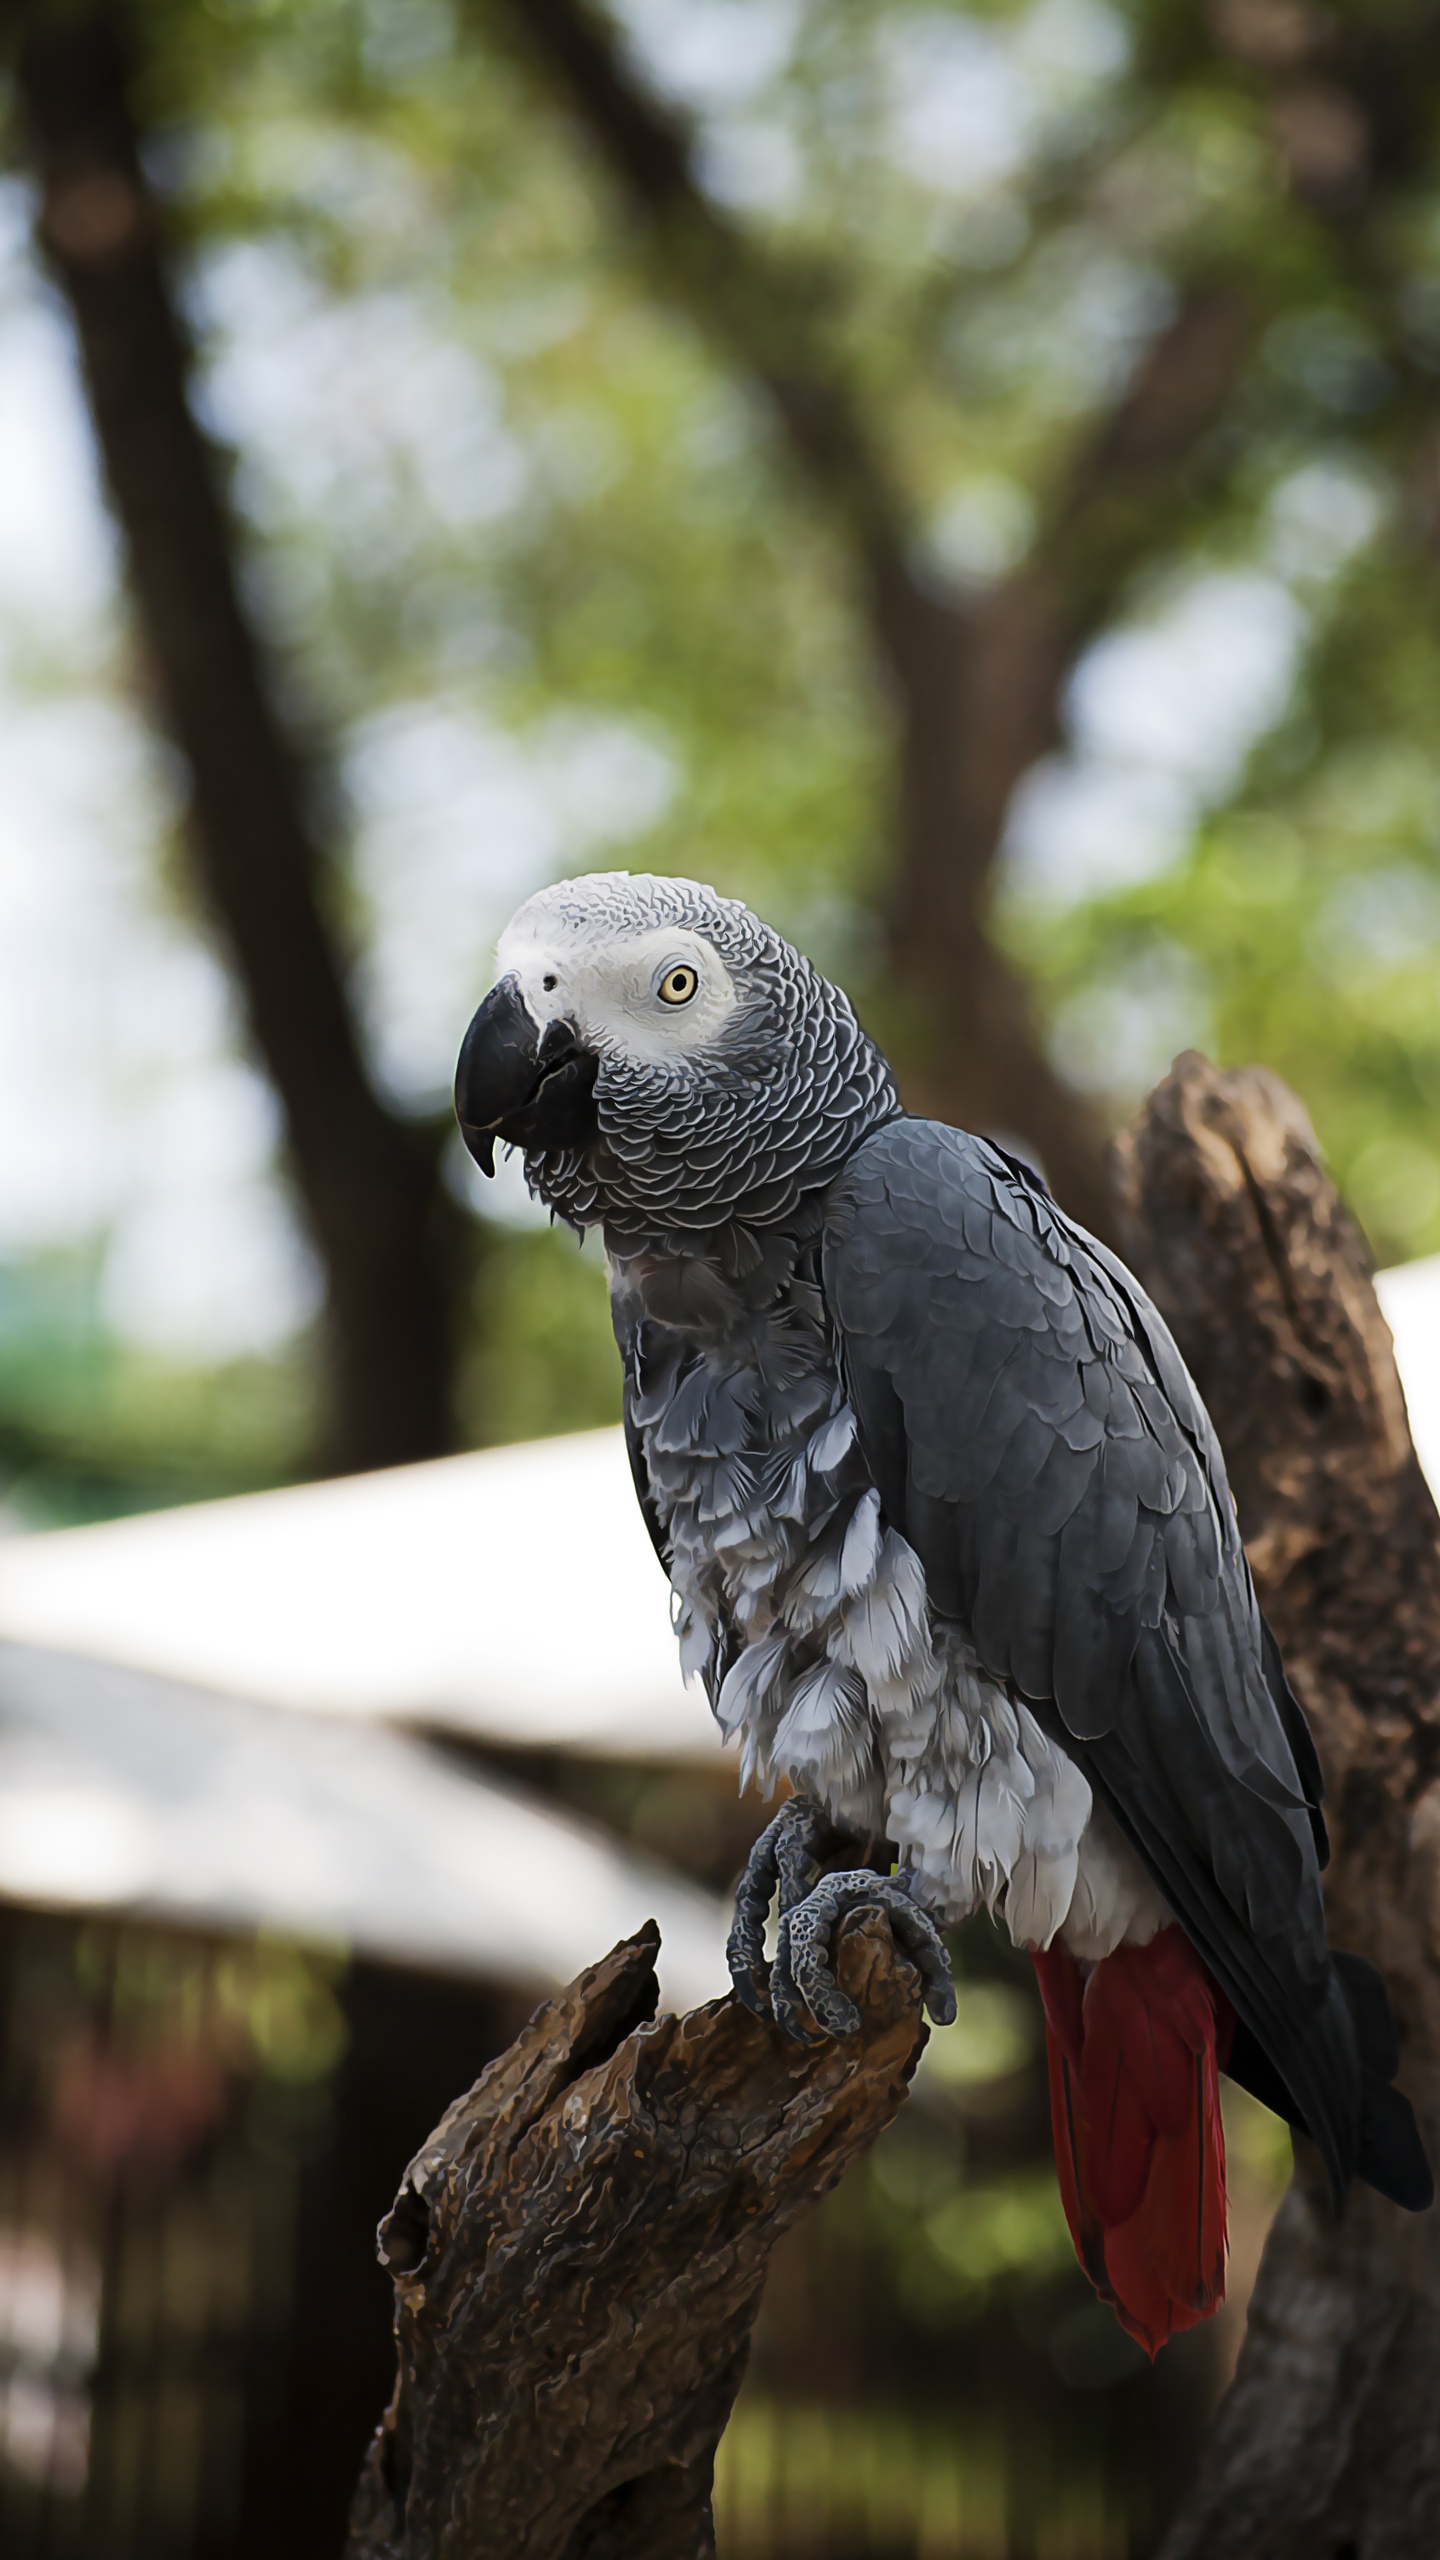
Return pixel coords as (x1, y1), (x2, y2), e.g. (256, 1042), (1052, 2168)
(1003, 573), (1308, 905)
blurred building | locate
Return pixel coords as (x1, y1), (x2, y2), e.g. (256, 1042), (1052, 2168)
(0, 1436), (733, 2560)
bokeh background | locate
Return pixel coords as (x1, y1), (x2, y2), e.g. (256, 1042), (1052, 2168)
(0, 0), (1437, 2553)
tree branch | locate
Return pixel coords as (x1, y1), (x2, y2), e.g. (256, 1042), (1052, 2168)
(1115, 1055), (1440, 2555)
(346, 1912), (927, 2560)
(6, 2), (464, 1474)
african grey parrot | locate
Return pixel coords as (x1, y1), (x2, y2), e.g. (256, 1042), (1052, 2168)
(455, 871), (1430, 2352)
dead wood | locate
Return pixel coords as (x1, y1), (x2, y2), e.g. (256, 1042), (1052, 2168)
(344, 1910), (927, 2560)
(1115, 1053), (1440, 2560)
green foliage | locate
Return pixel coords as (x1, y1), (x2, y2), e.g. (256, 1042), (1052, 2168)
(461, 1223), (621, 1447)
(148, 0), (1440, 1266)
(1011, 553), (1440, 1264)
(5, 0), (1440, 1502)
(0, 1253), (315, 1524)
(714, 2391), (1139, 2558)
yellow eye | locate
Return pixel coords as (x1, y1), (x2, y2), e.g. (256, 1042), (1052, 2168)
(657, 963), (699, 1006)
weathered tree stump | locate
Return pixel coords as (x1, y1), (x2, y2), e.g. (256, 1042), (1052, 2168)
(345, 1909), (926, 2560)
(1115, 1055), (1440, 2560)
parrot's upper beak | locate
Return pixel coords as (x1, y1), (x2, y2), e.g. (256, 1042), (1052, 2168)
(454, 976), (598, 1175)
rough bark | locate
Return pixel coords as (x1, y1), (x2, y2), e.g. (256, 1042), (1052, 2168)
(7, 4), (463, 1475)
(1114, 1054), (1440, 2559)
(345, 1912), (927, 2560)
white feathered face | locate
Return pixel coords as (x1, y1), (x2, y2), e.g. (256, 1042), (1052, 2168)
(455, 871), (899, 1235)
(495, 908), (740, 1067)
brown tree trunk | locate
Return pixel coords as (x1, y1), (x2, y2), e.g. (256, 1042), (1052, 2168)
(345, 1914), (927, 2560)
(7, 3), (463, 1475)
(1114, 1055), (1440, 2557)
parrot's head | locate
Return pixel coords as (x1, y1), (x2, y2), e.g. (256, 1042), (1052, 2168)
(454, 871), (897, 1235)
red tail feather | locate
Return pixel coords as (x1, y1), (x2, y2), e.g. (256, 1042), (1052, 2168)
(1032, 1928), (1232, 2356)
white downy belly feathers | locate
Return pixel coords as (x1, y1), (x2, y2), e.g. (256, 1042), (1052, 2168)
(638, 1349), (1167, 1964)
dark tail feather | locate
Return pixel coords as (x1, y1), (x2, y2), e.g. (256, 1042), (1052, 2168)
(1333, 1952), (1433, 2211)
(1032, 1929), (1229, 2358)
(1258, 1610), (1328, 1867)
(1333, 1950), (1398, 2078)
(1223, 1948), (1432, 2213)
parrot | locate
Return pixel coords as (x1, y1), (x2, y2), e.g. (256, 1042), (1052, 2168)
(454, 870), (1431, 2354)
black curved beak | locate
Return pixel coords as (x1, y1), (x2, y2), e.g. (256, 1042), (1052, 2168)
(454, 976), (597, 1175)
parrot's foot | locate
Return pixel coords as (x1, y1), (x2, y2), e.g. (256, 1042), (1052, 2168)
(773, 1871), (957, 2041)
(726, 1796), (956, 2043)
(725, 1795), (833, 2023)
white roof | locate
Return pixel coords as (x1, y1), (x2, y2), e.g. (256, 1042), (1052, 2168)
(0, 1428), (721, 1760)
(0, 1257), (1434, 1762)
(1374, 1256), (1440, 1497)
(0, 1637), (728, 2009)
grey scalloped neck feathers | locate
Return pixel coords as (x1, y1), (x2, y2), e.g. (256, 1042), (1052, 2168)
(511, 875), (900, 1240)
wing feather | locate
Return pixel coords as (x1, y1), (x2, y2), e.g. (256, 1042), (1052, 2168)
(821, 1117), (1358, 2193)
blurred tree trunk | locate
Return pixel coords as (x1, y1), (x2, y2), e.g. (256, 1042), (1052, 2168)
(1116, 1056), (1440, 2558)
(5, 1), (464, 1476)
(486, 0), (1260, 1241)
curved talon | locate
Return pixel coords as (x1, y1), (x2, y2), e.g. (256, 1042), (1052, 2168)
(773, 1870), (957, 2042)
(728, 1960), (772, 2022)
(724, 1918), (771, 2021)
(725, 1796), (832, 2017)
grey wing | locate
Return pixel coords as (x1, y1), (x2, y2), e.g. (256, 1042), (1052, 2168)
(613, 1303), (672, 1574)
(821, 1116), (1360, 2194)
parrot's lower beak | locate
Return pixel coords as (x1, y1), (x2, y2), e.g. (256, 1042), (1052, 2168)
(454, 976), (597, 1175)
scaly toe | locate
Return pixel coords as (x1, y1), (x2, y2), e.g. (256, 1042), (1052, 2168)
(726, 1796), (837, 2018)
(782, 1885), (864, 2039)
(774, 1869), (956, 2039)
(768, 1925), (835, 2037)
